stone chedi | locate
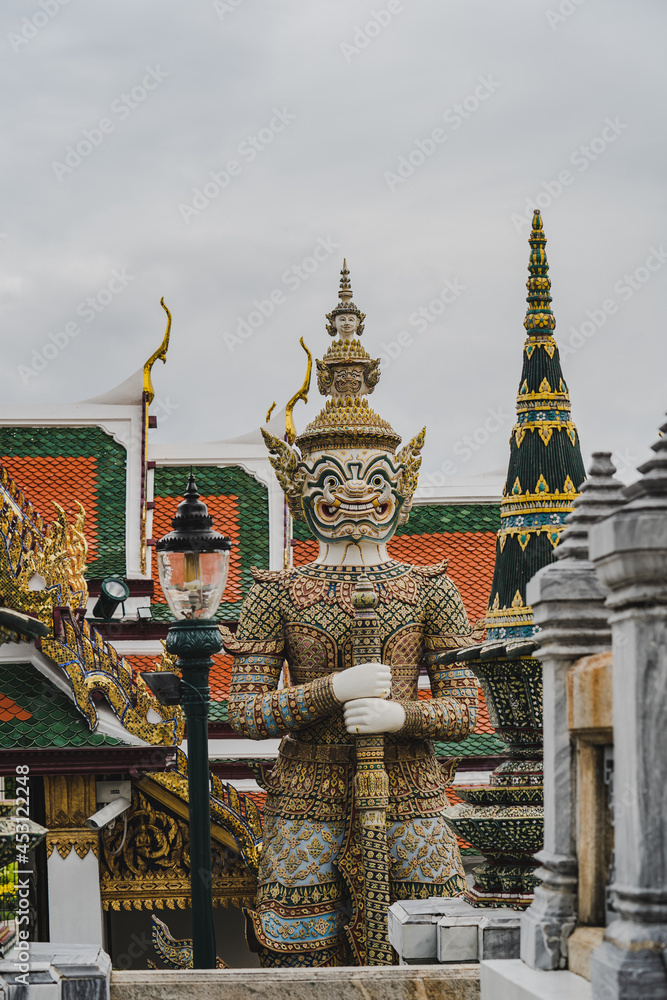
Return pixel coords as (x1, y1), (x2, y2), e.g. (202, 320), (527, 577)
(223, 263), (481, 967)
(445, 210), (586, 907)
(587, 414), (667, 999)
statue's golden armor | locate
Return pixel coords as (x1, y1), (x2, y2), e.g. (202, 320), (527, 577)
(225, 560), (479, 966)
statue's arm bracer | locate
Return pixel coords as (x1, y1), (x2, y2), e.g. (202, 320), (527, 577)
(228, 652), (339, 739)
(224, 580), (340, 739)
(399, 571), (481, 740)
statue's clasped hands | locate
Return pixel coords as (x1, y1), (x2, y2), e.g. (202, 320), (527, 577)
(332, 662), (406, 735)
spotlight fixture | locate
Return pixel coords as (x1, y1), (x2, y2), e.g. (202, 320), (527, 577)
(92, 576), (130, 619)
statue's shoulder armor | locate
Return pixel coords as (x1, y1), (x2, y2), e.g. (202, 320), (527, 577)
(250, 566), (292, 584)
(410, 558), (450, 580)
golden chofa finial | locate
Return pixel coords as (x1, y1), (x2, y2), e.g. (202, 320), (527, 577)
(325, 259), (366, 339)
(285, 338), (313, 445)
(143, 298), (172, 404)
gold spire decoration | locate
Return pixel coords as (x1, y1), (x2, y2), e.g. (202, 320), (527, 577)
(523, 211), (556, 339)
(143, 298), (172, 405)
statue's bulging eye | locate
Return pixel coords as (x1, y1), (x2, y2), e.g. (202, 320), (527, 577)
(323, 476), (339, 490)
(371, 475), (385, 488)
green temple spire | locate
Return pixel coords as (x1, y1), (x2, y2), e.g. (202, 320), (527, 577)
(485, 211), (586, 638)
(524, 209), (555, 336)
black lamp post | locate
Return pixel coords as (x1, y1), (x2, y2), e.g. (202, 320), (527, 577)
(154, 472), (231, 969)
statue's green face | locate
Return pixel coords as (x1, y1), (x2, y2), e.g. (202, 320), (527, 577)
(300, 449), (405, 543)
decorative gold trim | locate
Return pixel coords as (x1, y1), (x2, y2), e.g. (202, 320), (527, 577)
(47, 829), (98, 860)
(497, 523), (565, 551)
(100, 876), (256, 911)
(137, 775), (259, 861)
(514, 420), (578, 448)
(99, 784), (258, 912)
(0, 469), (181, 745)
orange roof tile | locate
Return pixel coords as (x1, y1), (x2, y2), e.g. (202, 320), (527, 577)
(151, 494), (242, 605)
(0, 692), (32, 721)
(241, 790), (266, 813)
(475, 689), (494, 735)
(387, 531), (496, 625)
(210, 653), (234, 702)
(292, 539), (318, 567)
(124, 651), (235, 704)
(2, 456), (99, 562)
(123, 654), (161, 678)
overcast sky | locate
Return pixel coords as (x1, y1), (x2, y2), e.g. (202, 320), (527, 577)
(2, 0), (666, 488)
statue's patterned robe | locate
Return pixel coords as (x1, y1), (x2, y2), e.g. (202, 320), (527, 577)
(224, 559), (480, 967)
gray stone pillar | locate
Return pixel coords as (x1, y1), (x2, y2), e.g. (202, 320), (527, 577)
(589, 418), (667, 999)
(521, 454), (624, 970)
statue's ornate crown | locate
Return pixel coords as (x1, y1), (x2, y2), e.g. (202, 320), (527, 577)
(264, 260), (425, 520)
(325, 259), (366, 337)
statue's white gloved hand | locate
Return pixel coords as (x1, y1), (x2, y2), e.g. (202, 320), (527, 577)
(332, 662), (392, 703)
(343, 698), (406, 734)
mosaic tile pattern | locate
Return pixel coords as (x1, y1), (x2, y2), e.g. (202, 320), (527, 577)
(151, 466), (269, 619)
(0, 660), (125, 749)
(0, 692), (31, 722)
(0, 426), (127, 578)
(293, 503), (498, 625)
(444, 785), (475, 854)
(188, 502), (504, 744)
(289, 502), (502, 758)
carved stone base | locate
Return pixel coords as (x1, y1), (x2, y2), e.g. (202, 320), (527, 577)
(520, 851), (578, 970)
(590, 940), (667, 1000)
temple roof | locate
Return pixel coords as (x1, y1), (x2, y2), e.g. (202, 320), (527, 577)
(0, 660), (124, 750)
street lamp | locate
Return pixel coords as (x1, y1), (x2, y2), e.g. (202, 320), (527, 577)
(154, 471), (231, 969)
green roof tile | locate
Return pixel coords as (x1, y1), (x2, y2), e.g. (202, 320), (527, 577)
(0, 661), (125, 749)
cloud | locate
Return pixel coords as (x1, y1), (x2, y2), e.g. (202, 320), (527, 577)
(0, 0), (665, 484)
